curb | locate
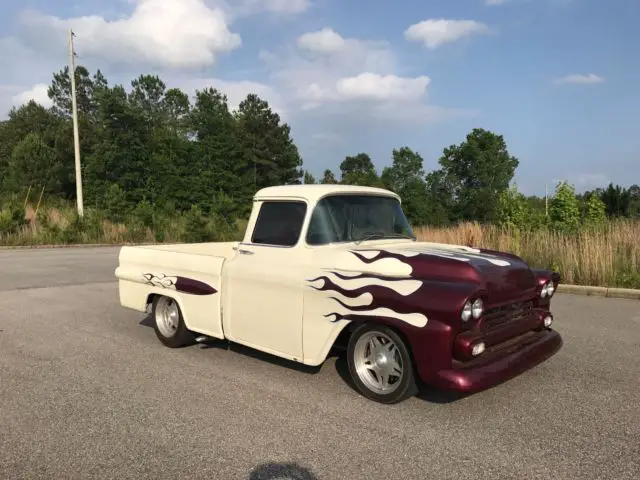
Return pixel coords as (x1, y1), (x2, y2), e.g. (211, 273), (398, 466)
(556, 284), (640, 300)
(0, 243), (159, 250)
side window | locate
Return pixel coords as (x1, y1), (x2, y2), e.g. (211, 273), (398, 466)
(251, 201), (307, 246)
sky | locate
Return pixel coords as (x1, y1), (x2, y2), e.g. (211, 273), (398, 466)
(0, 0), (638, 196)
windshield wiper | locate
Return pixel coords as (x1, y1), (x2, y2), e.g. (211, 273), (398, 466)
(355, 232), (416, 245)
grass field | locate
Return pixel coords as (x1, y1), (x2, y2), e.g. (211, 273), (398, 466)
(2, 201), (639, 289)
(415, 221), (640, 289)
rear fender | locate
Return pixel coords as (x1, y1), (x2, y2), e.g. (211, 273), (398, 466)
(145, 290), (190, 328)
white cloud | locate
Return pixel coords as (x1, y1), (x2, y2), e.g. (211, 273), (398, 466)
(259, 27), (472, 126)
(18, 0), (241, 69)
(336, 73), (430, 101)
(297, 27), (346, 54)
(267, 29), (397, 106)
(0, 85), (21, 117)
(553, 73), (604, 85)
(11, 83), (53, 108)
(237, 0), (310, 15)
(179, 77), (286, 118)
(405, 19), (491, 49)
(570, 173), (610, 189)
(485, 0), (576, 7)
(309, 132), (343, 144)
(297, 73), (430, 109)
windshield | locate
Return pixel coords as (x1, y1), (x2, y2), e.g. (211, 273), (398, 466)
(306, 194), (415, 245)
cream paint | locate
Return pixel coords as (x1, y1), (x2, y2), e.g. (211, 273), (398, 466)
(307, 272), (422, 297)
(317, 290), (374, 308)
(301, 272), (428, 364)
(306, 280), (428, 328)
(115, 245), (226, 339)
(328, 269), (363, 278)
(221, 245), (309, 361)
(327, 307), (428, 329)
(324, 249), (414, 277)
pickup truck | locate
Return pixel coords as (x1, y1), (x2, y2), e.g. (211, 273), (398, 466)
(115, 184), (562, 404)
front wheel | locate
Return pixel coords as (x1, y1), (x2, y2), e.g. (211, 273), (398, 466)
(152, 296), (194, 348)
(346, 324), (418, 404)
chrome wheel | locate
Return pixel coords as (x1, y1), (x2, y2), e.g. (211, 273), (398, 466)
(155, 296), (179, 338)
(353, 331), (404, 395)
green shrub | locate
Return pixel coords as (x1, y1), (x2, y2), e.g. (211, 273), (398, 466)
(0, 201), (28, 234)
(183, 205), (211, 243)
(549, 181), (581, 233)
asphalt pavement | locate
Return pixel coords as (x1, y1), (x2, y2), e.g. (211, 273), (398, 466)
(0, 247), (639, 479)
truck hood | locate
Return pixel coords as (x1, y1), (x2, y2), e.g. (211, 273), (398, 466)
(328, 241), (537, 303)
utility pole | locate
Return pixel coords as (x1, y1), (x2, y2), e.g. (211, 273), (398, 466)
(69, 28), (84, 218)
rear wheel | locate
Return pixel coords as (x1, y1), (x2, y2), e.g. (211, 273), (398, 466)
(152, 296), (194, 348)
(347, 323), (418, 404)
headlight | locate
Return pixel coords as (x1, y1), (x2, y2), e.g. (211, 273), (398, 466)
(472, 342), (486, 356)
(540, 282), (550, 298)
(546, 282), (555, 297)
(471, 298), (484, 319)
(461, 301), (472, 322)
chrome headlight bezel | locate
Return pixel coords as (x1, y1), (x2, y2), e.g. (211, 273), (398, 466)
(540, 281), (550, 298)
(471, 298), (484, 319)
(546, 281), (555, 297)
(540, 281), (556, 298)
(462, 298), (484, 322)
(461, 301), (473, 322)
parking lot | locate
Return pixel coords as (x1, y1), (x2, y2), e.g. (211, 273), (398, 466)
(1, 247), (639, 479)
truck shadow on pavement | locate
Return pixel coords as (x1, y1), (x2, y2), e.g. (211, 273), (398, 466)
(139, 315), (467, 404)
(249, 462), (318, 480)
(139, 315), (323, 374)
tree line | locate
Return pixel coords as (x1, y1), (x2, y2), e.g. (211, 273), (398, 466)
(1, 66), (638, 233)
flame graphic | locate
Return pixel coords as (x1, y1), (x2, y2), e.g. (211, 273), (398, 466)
(307, 270), (428, 328)
(143, 273), (217, 296)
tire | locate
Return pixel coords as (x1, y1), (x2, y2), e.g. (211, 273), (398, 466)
(346, 323), (418, 404)
(152, 296), (194, 348)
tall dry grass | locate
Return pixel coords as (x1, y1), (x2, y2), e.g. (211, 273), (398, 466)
(1, 203), (165, 246)
(414, 221), (640, 288)
(2, 199), (639, 288)
(0, 200), (245, 247)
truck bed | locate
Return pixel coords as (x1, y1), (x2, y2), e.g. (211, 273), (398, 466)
(136, 242), (239, 259)
(115, 242), (238, 340)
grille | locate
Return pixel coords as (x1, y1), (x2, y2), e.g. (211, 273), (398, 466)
(482, 300), (534, 331)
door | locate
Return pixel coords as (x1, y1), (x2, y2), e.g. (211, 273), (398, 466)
(222, 200), (309, 361)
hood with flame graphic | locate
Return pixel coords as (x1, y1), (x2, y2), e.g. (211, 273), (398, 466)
(307, 242), (537, 329)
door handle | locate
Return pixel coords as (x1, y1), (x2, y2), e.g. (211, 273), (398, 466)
(237, 248), (254, 255)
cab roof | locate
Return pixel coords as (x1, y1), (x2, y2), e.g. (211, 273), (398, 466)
(253, 184), (400, 204)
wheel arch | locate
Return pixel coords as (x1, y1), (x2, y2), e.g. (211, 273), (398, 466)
(145, 291), (194, 332)
(343, 317), (422, 404)
(329, 317), (420, 371)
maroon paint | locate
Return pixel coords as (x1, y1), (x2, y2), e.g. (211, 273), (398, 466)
(174, 277), (218, 296)
(310, 248), (562, 394)
(144, 273), (217, 296)
(433, 330), (563, 393)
